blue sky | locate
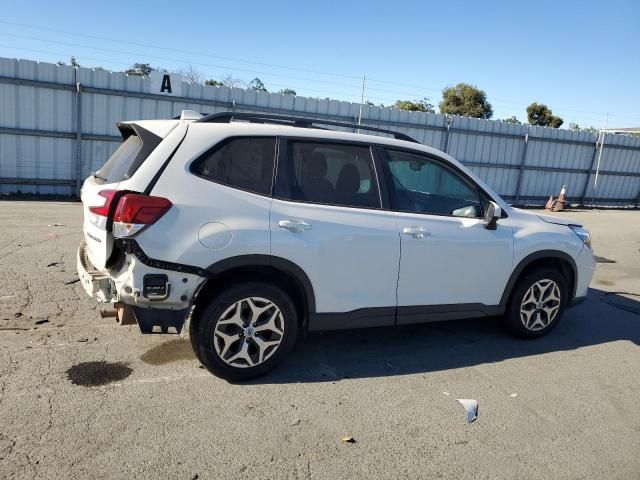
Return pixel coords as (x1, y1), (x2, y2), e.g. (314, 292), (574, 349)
(1, 0), (638, 128)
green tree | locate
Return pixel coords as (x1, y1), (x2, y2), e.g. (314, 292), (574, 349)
(569, 123), (599, 134)
(125, 63), (154, 77)
(439, 83), (493, 119)
(205, 79), (225, 87)
(249, 77), (267, 92)
(502, 116), (521, 124)
(56, 56), (81, 67)
(526, 103), (564, 128)
(393, 98), (435, 113)
(279, 88), (297, 95)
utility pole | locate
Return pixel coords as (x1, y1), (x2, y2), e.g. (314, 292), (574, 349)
(357, 75), (366, 134)
(592, 112), (609, 203)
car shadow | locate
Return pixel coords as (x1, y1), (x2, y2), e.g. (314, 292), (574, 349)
(252, 288), (640, 384)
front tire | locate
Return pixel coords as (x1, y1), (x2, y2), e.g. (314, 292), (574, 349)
(192, 282), (298, 381)
(505, 268), (568, 338)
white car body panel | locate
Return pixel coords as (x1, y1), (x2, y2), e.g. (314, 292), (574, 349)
(80, 176), (114, 270)
(139, 124), (271, 267)
(270, 199), (400, 314)
(504, 208), (584, 266)
(394, 213), (514, 307)
(574, 245), (596, 298)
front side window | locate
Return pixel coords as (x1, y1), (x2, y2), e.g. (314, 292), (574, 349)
(190, 137), (276, 195)
(275, 141), (380, 209)
(385, 149), (481, 218)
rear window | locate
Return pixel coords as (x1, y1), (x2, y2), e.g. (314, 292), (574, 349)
(96, 135), (143, 183)
(190, 137), (276, 195)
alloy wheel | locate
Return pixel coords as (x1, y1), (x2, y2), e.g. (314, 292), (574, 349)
(213, 297), (285, 368)
(520, 279), (562, 331)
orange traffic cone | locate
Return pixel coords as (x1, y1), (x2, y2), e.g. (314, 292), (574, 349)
(545, 196), (555, 211)
(554, 185), (567, 211)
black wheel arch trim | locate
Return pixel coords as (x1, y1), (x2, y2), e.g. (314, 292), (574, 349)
(205, 254), (316, 313)
(499, 249), (578, 311)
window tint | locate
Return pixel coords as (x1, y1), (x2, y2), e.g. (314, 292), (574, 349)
(385, 149), (481, 218)
(97, 135), (143, 183)
(275, 141), (380, 209)
(191, 137), (276, 195)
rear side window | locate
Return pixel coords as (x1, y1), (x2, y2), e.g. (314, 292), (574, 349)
(274, 141), (380, 209)
(190, 137), (276, 195)
(96, 135), (143, 183)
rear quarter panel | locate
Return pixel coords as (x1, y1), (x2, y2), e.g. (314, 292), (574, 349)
(136, 125), (271, 269)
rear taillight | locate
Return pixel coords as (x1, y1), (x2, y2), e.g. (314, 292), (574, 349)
(89, 189), (118, 217)
(88, 189), (118, 229)
(112, 193), (172, 238)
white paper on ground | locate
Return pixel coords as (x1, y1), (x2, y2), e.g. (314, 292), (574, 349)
(456, 398), (478, 423)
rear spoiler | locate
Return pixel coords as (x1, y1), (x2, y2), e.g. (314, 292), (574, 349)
(114, 123), (163, 180)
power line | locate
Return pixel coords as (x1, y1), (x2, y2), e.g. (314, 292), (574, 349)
(1, 18), (627, 119)
(0, 20), (442, 97)
(3, 41), (638, 125)
(0, 32), (364, 91)
(0, 28), (638, 125)
(1, 22), (638, 124)
(0, 43), (373, 102)
(0, 20), (362, 81)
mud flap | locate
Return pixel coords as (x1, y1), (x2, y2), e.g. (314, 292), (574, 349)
(132, 306), (189, 334)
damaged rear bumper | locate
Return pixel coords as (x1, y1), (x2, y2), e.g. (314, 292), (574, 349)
(77, 241), (202, 334)
(77, 241), (113, 302)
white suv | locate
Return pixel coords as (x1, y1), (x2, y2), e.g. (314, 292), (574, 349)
(78, 111), (595, 380)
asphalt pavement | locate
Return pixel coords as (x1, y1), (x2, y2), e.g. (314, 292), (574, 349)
(1, 202), (639, 479)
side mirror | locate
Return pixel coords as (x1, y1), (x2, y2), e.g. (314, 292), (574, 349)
(484, 201), (501, 230)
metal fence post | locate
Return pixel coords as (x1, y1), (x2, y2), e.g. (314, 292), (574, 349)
(441, 115), (452, 153)
(579, 136), (601, 206)
(513, 133), (529, 206)
(74, 81), (82, 197)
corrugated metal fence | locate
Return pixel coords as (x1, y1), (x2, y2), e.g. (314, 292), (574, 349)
(1, 57), (639, 206)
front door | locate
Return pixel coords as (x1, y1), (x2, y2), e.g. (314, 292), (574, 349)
(379, 148), (513, 324)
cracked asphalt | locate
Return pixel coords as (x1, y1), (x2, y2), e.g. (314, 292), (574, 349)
(1, 201), (639, 479)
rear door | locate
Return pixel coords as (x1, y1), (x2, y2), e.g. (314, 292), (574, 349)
(81, 124), (165, 270)
(379, 148), (513, 322)
(270, 139), (400, 329)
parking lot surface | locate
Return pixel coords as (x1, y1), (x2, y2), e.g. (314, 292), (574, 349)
(1, 201), (639, 479)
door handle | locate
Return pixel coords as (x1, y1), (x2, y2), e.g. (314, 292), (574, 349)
(278, 219), (312, 233)
(403, 226), (430, 239)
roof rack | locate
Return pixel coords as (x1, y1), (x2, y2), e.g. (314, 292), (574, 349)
(196, 111), (419, 143)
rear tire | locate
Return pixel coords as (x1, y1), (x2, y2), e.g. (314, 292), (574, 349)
(192, 282), (298, 381)
(505, 268), (568, 338)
